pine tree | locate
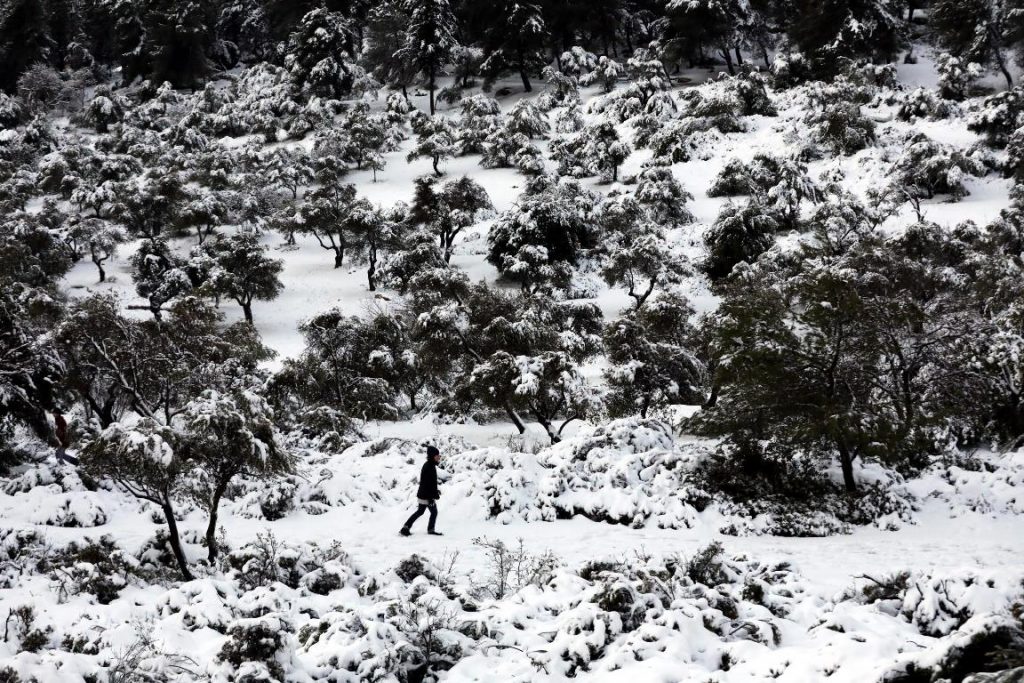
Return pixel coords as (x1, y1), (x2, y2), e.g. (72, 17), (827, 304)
(198, 232), (285, 324)
(0, 0), (53, 93)
(397, 0), (459, 115)
(285, 8), (357, 99)
(481, 1), (548, 92)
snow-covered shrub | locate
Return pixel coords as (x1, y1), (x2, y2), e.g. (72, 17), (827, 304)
(216, 590), (299, 683)
(701, 200), (778, 281)
(716, 71), (777, 117)
(0, 92), (24, 128)
(257, 480), (296, 521)
(470, 536), (560, 599)
(771, 51), (813, 89)
(3, 605), (51, 653)
(455, 94), (501, 155)
(647, 117), (727, 163)
(889, 133), (984, 201)
(896, 87), (952, 121)
(805, 101), (875, 155)
(43, 536), (140, 604)
(633, 166), (695, 226)
(226, 532), (355, 592)
(82, 86), (128, 133)
(937, 53), (982, 101)
(579, 55), (625, 93)
(969, 86), (1024, 148)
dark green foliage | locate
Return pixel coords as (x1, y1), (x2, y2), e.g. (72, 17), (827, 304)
(701, 201), (778, 282)
(480, 1), (547, 92)
(787, 0), (905, 78)
(603, 292), (704, 418)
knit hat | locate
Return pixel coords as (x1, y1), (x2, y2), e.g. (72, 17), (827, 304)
(426, 445), (440, 458)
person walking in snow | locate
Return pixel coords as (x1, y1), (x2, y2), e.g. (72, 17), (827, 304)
(400, 445), (443, 536)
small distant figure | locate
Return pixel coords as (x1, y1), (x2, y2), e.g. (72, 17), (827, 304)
(400, 445), (442, 536)
(53, 410), (78, 465)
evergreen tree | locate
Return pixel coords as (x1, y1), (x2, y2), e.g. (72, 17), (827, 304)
(285, 8), (357, 99)
(397, 0), (459, 114)
(929, 0), (1024, 89)
(788, 0), (905, 77)
(198, 232), (285, 324)
(0, 0), (53, 93)
(480, 1), (548, 92)
(604, 291), (704, 417)
(142, 0), (217, 88)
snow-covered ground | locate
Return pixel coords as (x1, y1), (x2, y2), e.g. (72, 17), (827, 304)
(6, 50), (1024, 683)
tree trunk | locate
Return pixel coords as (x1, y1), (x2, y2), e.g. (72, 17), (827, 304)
(334, 249), (344, 268)
(96, 262), (105, 283)
(432, 156), (442, 176)
(205, 482), (227, 563)
(836, 439), (857, 494)
(367, 253), (376, 291)
(721, 47), (735, 75)
(242, 301), (253, 324)
(503, 402), (526, 434)
(429, 67), (436, 115)
(162, 502), (194, 581)
(735, 47), (744, 66)
(539, 418), (560, 444)
(520, 68), (532, 92)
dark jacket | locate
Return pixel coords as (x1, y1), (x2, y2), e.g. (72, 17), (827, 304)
(416, 460), (439, 500)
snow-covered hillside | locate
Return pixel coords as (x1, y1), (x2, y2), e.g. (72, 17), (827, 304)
(4, 1), (1024, 680)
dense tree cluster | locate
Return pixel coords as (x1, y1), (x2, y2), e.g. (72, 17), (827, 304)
(6, 0), (1024, 588)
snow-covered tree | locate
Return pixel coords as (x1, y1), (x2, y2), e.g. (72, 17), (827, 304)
(131, 239), (200, 321)
(197, 232), (284, 324)
(70, 218), (124, 283)
(409, 175), (493, 263)
(284, 8), (357, 99)
(362, 1), (417, 97)
(284, 180), (359, 268)
(929, 0), (1022, 89)
(480, 1), (548, 92)
(602, 226), (689, 309)
(182, 388), (293, 562)
(81, 419), (194, 579)
(604, 291), (704, 417)
(466, 350), (598, 443)
(396, 0), (459, 115)
(407, 114), (458, 175)
(634, 166), (695, 227)
(550, 120), (631, 182)
(488, 178), (600, 292)
(579, 55), (624, 93)
(456, 94), (502, 155)
(701, 200), (778, 282)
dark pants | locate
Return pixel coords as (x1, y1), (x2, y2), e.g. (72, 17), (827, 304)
(403, 500), (438, 531)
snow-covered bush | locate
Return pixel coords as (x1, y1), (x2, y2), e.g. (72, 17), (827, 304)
(969, 86), (1024, 148)
(896, 87), (953, 121)
(701, 200), (779, 281)
(455, 94), (501, 155)
(634, 166), (695, 226)
(937, 53), (982, 101)
(805, 101), (875, 156)
(889, 133), (984, 201)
